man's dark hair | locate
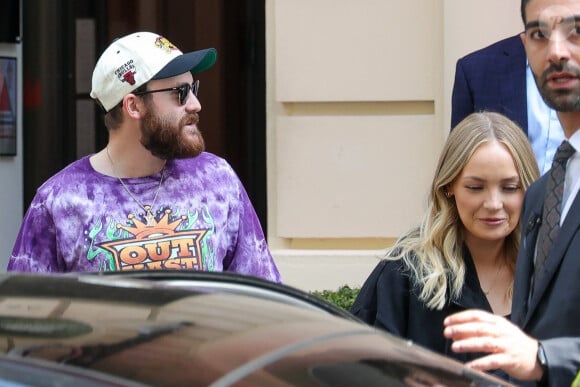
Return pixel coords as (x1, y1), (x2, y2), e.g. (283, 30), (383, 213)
(521, 0), (530, 25)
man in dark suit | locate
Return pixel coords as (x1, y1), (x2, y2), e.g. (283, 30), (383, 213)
(451, 35), (564, 174)
(451, 35), (528, 130)
(443, 0), (580, 386)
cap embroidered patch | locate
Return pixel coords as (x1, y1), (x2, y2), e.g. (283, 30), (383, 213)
(115, 60), (137, 86)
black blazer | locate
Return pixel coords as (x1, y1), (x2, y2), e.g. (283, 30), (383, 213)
(351, 248), (499, 364)
(451, 35), (528, 132)
(511, 174), (580, 386)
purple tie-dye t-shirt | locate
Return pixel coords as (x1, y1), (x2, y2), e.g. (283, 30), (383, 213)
(8, 152), (281, 282)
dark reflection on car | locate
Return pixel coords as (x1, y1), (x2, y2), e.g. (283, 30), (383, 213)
(0, 272), (514, 386)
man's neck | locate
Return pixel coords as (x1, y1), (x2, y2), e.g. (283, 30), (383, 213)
(557, 111), (580, 138)
(90, 143), (166, 178)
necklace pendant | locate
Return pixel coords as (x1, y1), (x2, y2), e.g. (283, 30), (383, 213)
(144, 206), (156, 226)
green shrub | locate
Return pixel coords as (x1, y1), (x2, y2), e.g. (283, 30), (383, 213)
(573, 370), (580, 387)
(312, 285), (360, 311)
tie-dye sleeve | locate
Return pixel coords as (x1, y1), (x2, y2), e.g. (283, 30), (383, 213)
(8, 198), (62, 272)
(223, 175), (281, 283)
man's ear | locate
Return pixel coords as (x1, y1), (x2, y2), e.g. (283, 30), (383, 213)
(520, 31), (526, 46)
(123, 94), (146, 119)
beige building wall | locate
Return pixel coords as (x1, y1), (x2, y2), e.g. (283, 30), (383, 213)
(267, 0), (523, 291)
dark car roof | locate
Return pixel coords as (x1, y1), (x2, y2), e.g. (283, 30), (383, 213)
(0, 272), (513, 386)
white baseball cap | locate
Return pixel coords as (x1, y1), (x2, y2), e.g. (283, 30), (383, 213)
(90, 31), (217, 112)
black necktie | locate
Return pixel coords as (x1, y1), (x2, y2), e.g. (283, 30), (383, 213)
(533, 140), (576, 294)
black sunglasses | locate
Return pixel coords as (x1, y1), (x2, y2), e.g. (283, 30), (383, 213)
(133, 80), (199, 105)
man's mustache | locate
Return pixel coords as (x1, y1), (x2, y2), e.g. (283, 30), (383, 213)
(541, 63), (580, 84)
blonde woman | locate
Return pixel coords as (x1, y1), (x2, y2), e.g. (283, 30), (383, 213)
(350, 112), (540, 365)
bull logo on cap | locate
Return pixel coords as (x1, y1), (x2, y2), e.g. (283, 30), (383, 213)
(123, 71), (137, 86)
(114, 59), (137, 86)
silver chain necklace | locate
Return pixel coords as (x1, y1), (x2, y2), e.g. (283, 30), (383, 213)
(106, 147), (166, 226)
(481, 262), (504, 296)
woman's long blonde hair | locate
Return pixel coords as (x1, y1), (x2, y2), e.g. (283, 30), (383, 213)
(387, 112), (540, 310)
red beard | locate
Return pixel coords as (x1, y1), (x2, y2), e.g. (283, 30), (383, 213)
(140, 110), (205, 159)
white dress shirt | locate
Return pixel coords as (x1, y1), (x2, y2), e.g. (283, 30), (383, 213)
(561, 130), (580, 223)
(526, 64), (565, 175)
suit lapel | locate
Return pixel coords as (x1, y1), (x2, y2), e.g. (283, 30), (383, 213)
(499, 39), (528, 133)
(524, 189), (580, 325)
(512, 183), (544, 327)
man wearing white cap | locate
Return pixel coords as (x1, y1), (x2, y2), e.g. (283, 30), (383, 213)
(8, 32), (281, 282)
